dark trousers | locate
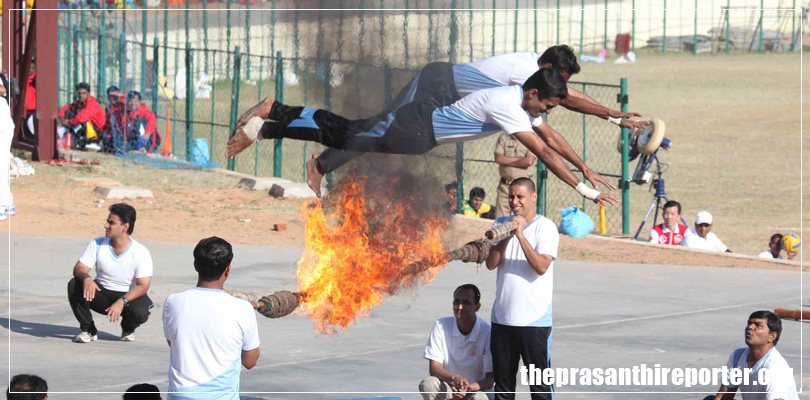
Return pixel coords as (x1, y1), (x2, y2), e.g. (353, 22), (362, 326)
(491, 323), (553, 400)
(67, 277), (153, 335)
(306, 62), (460, 175)
(261, 100), (437, 157)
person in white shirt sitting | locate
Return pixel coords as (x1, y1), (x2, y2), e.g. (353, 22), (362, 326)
(757, 234), (785, 260)
(709, 311), (798, 400)
(682, 211), (730, 253)
(419, 284), (494, 400)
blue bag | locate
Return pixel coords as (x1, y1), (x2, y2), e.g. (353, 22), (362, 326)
(559, 206), (594, 238)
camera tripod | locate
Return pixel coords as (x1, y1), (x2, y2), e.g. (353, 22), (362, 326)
(632, 154), (688, 241)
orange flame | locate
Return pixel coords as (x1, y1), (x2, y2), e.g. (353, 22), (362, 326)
(296, 175), (449, 335)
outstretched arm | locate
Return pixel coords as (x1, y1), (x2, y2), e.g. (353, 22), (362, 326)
(513, 131), (618, 206)
(533, 123), (615, 191)
(563, 86), (649, 129)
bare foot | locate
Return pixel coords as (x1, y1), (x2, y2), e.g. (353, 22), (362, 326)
(236, 97), (275, 130)
(306, 157), (324, 198)
(226, 131), (255, 159)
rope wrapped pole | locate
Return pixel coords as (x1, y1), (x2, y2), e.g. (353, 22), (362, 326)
(231, 221), (519, 319)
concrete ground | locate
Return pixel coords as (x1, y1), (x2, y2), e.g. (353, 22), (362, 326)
(0, 234), (807, 400)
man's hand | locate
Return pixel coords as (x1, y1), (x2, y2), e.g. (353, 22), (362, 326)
(106, 299), (125, 322)
(226, 131), (255, 159)
(83, 277), (101, 301)
(236, 97), (275, 130)
(451, 375), (470, 399)
(612, 110), (642, 119)
(620, 119), (650, 130)
(513, 215), (528, 239)
(582, 168), (616, 191)
(519, 155), (536, 169)
(593, 193), (620, 206)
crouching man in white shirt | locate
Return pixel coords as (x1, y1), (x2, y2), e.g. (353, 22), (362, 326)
(163, 237), (260, 400)
(420, 284), (494, 400)
(683, 211), (730, 253)
(710, 311), (798, 400)
(68, 203), (153, 342)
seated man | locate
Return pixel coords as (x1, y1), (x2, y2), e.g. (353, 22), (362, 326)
(682, 211), (730, 252)
(125, 91), (160, 153)
(58, 82), (106, 151)
(444, 181), (459, 215)
(67, 203), (153, 343)
(710, 311), (798, 400)
(227, 68), (617, 207)
(100, 85), (125, 153)
(463, 187), (495, 219)
(757, 234), (784, 260)
(419, 284), (493, 400)
(649, 200), (693, 246)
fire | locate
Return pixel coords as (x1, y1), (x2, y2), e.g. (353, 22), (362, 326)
(296, 175), (449, 335)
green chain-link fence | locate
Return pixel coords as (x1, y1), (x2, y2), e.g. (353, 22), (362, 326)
(55, 3), (653, 232)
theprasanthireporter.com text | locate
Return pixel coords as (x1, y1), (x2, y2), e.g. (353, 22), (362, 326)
(520, 364), (786, 388)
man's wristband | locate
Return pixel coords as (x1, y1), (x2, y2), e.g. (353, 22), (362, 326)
(607, 116), (622, 126)
(120, 297), (129, 307)
(575, 182), (600, 200)
(241, 116), (265, 142)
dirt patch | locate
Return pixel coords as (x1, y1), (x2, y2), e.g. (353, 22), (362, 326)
(6, 163), (799, 272)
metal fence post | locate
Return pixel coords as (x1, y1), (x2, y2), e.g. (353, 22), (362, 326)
(118, 32), (125, 91)
(581, 84), (588, 211)
(580, 0), (584, 54)
(693, 0), (698, 55)
(449, 0), (458, 63)
(80, 4), (87, 84)
(758, 0), (764, 53)
(163, 0), (168, 77)
(791, 0), (797, 51)
(152, 38), (159, 112)
(98, 3), (107, 104)
(203, 0), (209, 72)
(273, 51), (284, 177)
(620, 78), (630, 234)
(256, 56), (264, 177)
(453, 141), (464, 211)
(537, 115), (547, 216)
(245, 0), (251, 81)
(228, 47), (242, 171)
(556, 0), (561, 44)
(142, 3), (147, 91)
(73, 27), (79, 91)
(632, 0), (636, 52)
(491, 1), (496, 55)
(603, 0), (608, 51)
(185, 43), (194, 162)
(725, 0), (730, 55)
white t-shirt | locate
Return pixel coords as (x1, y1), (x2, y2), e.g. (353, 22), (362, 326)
(432, 85), (544, 144)
(424, 316), (493, 384)
(163, 288), (260, 399)
(466, 52), (541, 87)
(682, 232), (728, 252)
(491, 215), (559, 327)
(78, 237), (153, 292)
(723, 347), (799, 400)
(758, 250), (784, 260)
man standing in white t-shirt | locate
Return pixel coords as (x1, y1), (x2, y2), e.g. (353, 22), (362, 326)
(711, 311), (798, 400)
(67, 203), (153, 343)
(683, 211), (731, 253)
(163, 237), (260, 400)
(485, 178), (559, 400)
(420, 284), (494, 400)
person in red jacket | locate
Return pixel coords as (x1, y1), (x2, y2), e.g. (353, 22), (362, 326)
(648, 200), (694, 246)
(58, 83), (106, 150)
(24, 68), (35, 138)
(125, 91), (160, 153)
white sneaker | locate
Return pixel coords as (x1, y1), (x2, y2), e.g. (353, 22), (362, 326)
(86, 143), (101, 151)
(0, 211), (8, 221)
(73, 332), (98, 343)
(7, 205), (15, 216)
(120, 332), (136, 341)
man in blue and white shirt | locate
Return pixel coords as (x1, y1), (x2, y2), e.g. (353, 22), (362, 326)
(163, 237), (260, 400)
(68, 203), (153, 342)
(228, 67), (616, 206)
(711, 311), (798, 400)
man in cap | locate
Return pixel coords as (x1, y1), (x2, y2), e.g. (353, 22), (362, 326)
(682, 211), (730, 252)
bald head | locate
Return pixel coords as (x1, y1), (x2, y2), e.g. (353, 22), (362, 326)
(510, 177), (536, 194)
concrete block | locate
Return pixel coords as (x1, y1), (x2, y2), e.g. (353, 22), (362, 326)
(268, 182), (322, 199)
(273, 223), (287, 232)
(69, 177), (122, 187)
(236, 176), (292, 191)
(93, 186), (154, 199)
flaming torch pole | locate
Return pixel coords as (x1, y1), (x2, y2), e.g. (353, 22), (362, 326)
(230, 220), (520, 319)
